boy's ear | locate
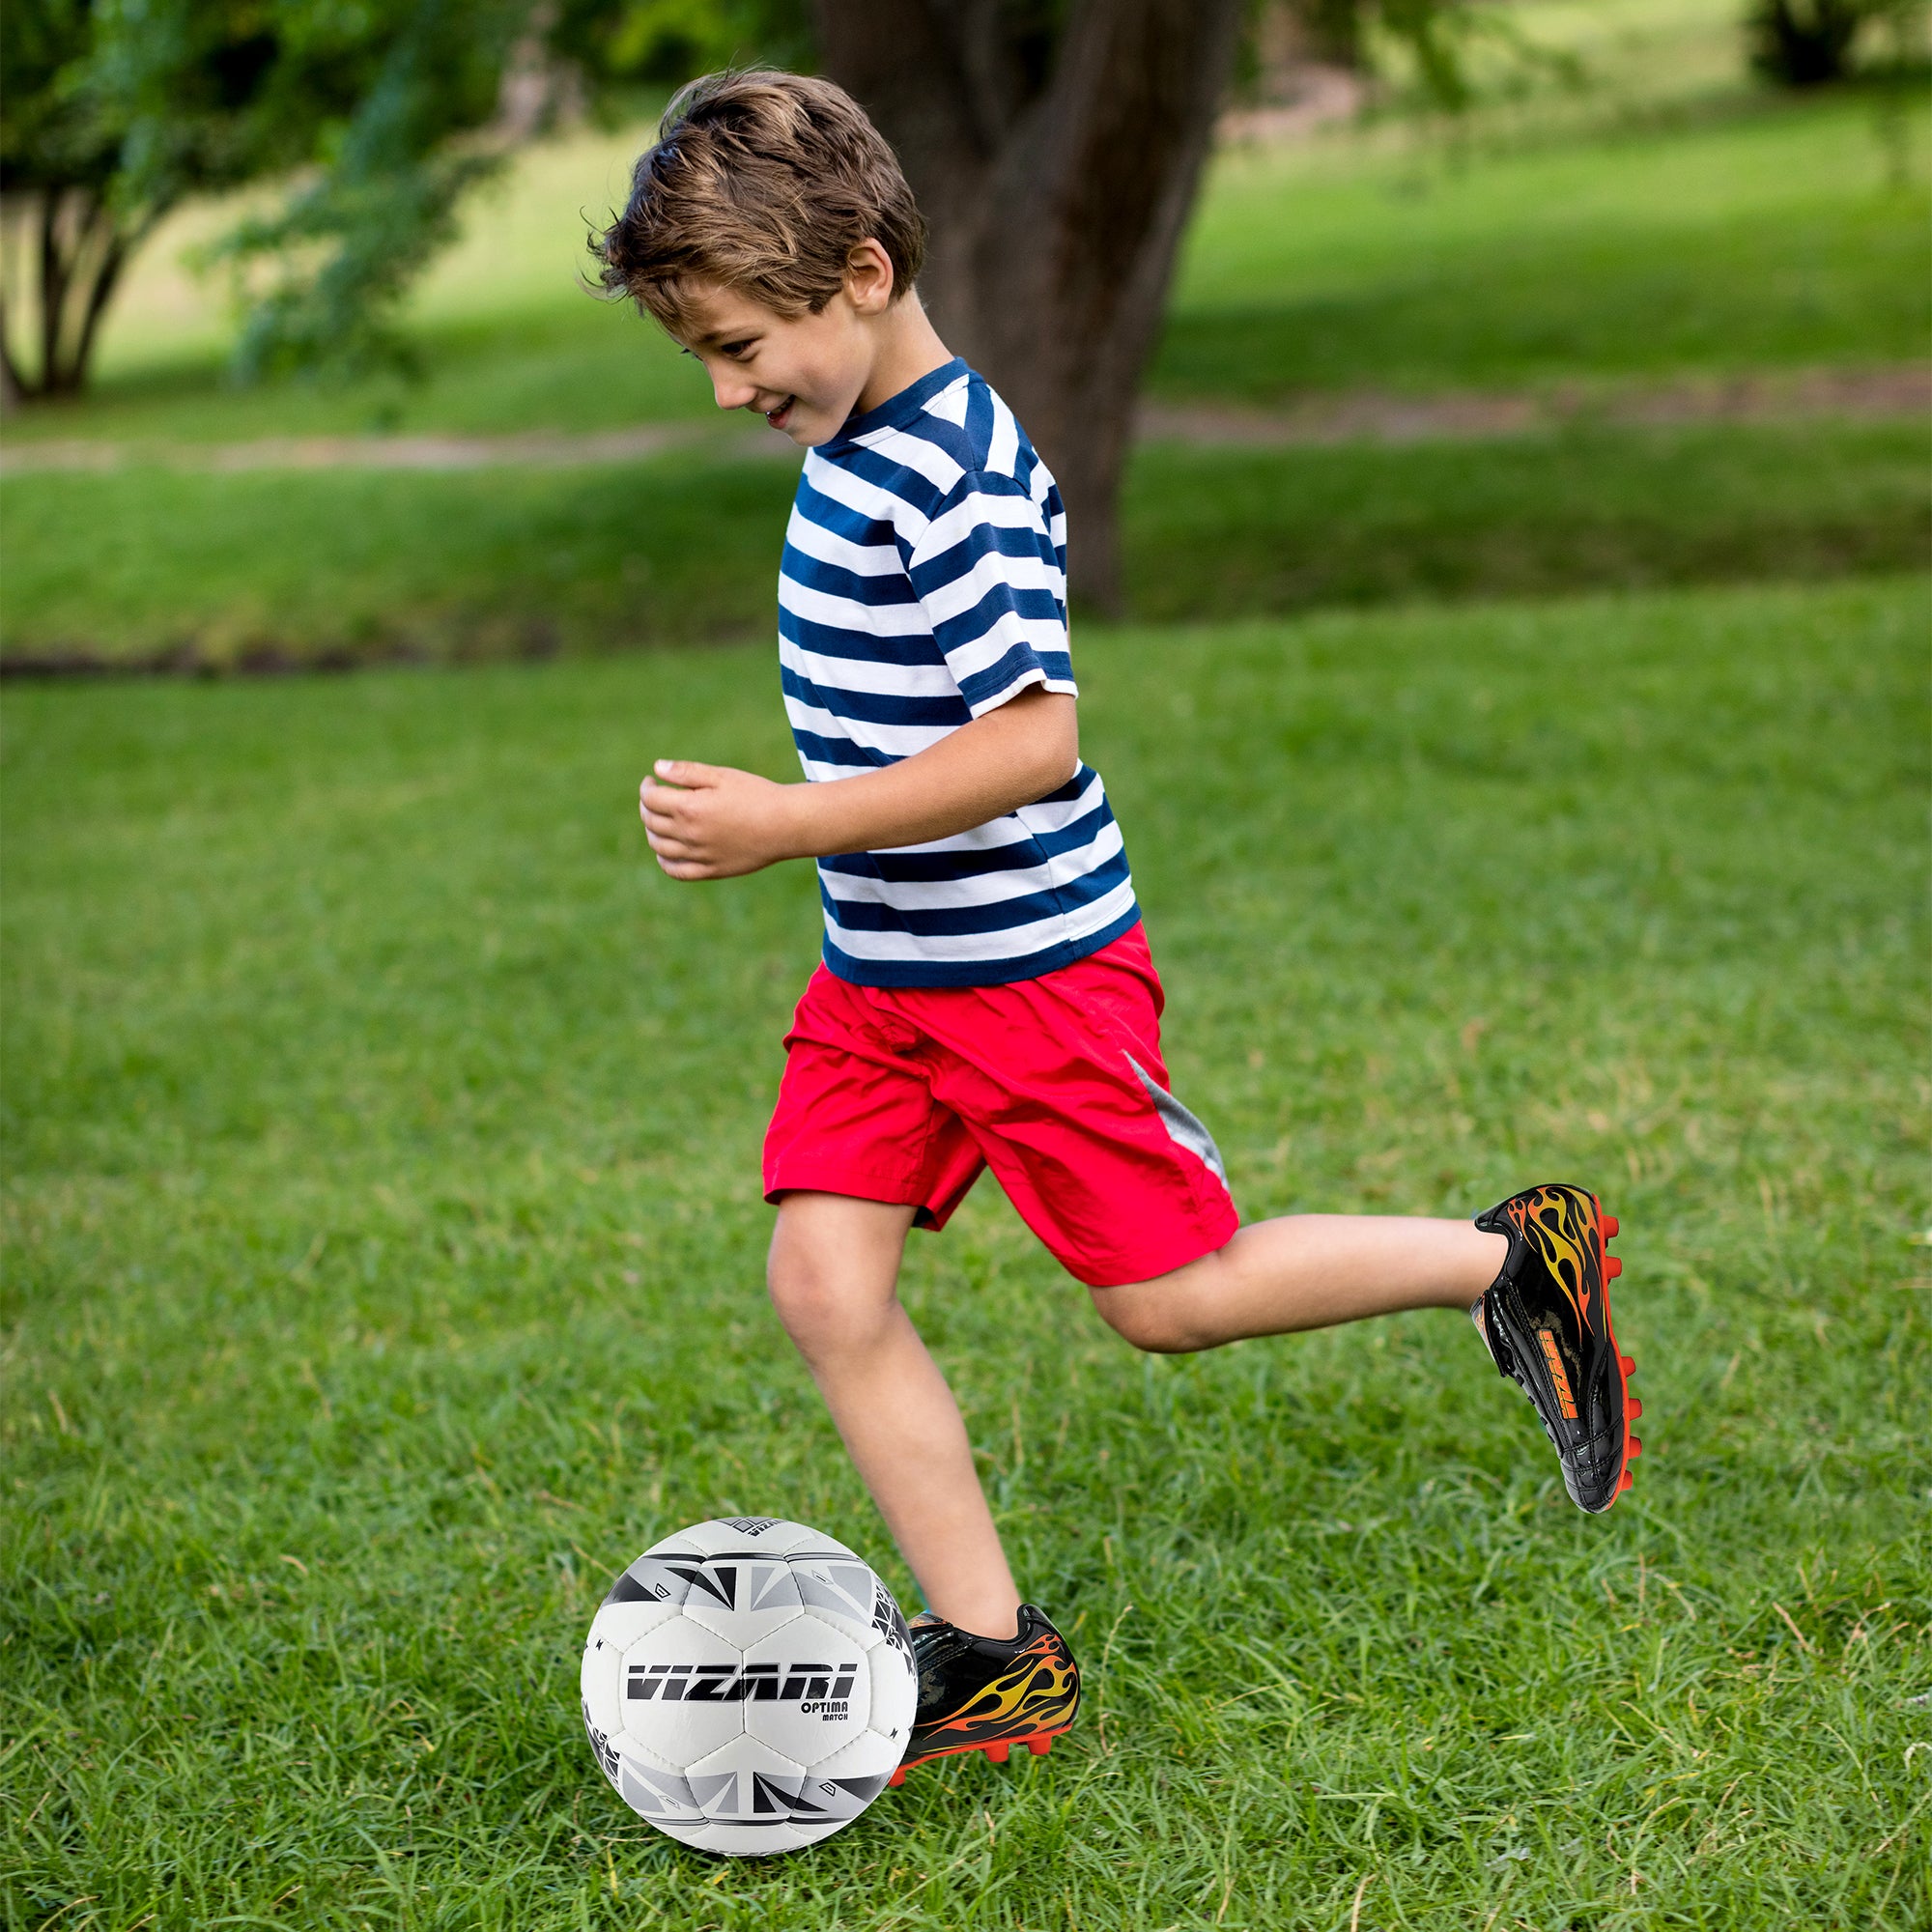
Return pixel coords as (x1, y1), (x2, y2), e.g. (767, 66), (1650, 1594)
(844, 237), (895, 315)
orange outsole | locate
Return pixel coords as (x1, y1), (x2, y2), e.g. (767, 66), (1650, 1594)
(887, 1728), (1065, 1787)
(1592, 1200), (1640, 1505)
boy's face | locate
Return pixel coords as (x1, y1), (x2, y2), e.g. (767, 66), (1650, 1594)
(675, 279), (879, 447)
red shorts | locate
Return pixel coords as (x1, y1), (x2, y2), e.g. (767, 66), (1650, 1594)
(762, 924), (1238, 1288)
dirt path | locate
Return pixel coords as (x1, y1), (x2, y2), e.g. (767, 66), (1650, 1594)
(2, 364), (1923, 477)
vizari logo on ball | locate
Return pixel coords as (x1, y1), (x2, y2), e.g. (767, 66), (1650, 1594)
(626, 1662), (858, 1712)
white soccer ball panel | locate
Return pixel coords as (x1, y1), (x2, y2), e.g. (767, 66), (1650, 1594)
(638, 1526), (708, 1559)
(677, 1557), (806, 1648)
(786, 1816), (862, 1850)
(774, 1523), (860, 1559)
(661, 1516), (810, 1557)
(865, 1634), (919, 1747)
(810, 1725), (905, 1795)
(618, 1616), (746, 1768)
(739, 1620), (871, 1762)
(581, 1637), (626, 1741)
(726, 1517), (854, 1559)
(675, 1731), (880, 1852)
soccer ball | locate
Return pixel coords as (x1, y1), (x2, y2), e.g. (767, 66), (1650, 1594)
(581, 1516), (918, 1856)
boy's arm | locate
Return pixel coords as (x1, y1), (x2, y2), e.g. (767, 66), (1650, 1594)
(640, 686), (1077, 882)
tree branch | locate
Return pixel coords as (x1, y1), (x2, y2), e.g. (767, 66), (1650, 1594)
(70, 232), (130, 396)
(38, 189), (69, 395)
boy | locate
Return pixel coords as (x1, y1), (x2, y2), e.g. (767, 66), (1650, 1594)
(596, 71), (1638, 1783)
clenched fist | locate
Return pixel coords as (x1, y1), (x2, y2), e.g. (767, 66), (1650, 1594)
(639, 759), (804, 880)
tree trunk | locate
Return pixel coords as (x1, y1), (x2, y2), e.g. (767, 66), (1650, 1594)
(813, 0), (1245, 613)
(8, 186), (144, 401)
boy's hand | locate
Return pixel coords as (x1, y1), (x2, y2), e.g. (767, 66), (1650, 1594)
(640, 759), (802, 880)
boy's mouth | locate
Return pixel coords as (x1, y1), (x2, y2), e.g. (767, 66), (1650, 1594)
(764, 397), (796, 430)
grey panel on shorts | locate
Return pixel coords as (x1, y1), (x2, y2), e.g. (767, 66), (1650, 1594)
(1125, 1055), (1228, 1185)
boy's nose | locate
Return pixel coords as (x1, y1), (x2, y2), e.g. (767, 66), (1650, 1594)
(711, 374), (757, 412)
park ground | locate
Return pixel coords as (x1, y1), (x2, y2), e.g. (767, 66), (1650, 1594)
(3, 4), (1930, 1927)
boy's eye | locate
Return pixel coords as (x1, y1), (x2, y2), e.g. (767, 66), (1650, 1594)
(721, 340), (754, 358)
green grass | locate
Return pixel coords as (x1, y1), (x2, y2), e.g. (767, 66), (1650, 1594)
(1155, 93), (1931, 404)
(5, 577), (1928, 1928)
(5, 419), (1924, 668)
(2, 88), (1923, 451)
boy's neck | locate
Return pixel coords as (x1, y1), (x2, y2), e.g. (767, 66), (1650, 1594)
(852, 295), (954, 418)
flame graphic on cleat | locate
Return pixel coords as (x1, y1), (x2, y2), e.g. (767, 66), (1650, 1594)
(889, 1605), (1079, 1785)
(1503, 1184), (1600, 1332)
(1475, 1182), (1639, 1515)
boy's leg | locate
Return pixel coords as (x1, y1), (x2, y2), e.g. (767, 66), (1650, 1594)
(1092, 1213), (1507, 1354)
(767, 1189), (1022, 1640)
(1089, 1193), (1637, 1515)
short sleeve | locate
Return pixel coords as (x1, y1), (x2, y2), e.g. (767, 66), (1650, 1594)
(905, 471), (1075, 717)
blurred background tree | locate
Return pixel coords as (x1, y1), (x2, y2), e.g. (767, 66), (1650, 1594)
(1748, 0), (1923, 86)
(0, 0), (345, 403)
(1, 0), (541, 403)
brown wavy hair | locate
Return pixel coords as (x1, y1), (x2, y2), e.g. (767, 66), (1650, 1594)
(593, 71), (926, 336)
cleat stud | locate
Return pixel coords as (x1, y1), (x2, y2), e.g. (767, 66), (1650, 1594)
(1621, 1356), (1636, 1377)
(984, 1742), (1010, 1765)
(1027, 1736), (1053, 1757)
(1618, 1469), (1634, 1491)
(1628, 1435), (1642, 1457)
(1602, 1214), (1619, 1238)
(1605, 1257), (1623, 1280)
(888, 1767), (907, 1788)
(1628, 1398), (1643, 1419)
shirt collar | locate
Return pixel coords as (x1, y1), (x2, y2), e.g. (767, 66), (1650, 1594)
(820, 356), (969, 452)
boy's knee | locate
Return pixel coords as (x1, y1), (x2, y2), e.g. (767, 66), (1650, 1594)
(766, 1205), (906, 1360)
(1089, 1281), (1205, 1355)
(765, 1248), (858, 1354)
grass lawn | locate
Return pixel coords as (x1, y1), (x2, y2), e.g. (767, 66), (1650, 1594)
(5, 576), (1927, 1928)
(4, 418), (1924, 667)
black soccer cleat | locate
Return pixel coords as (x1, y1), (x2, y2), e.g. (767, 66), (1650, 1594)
(887, 1603), (1079, 1785)
(1471, 1182), (1640, 1513)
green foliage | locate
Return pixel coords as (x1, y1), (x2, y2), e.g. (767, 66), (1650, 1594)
(215, 0), (810, 379)
(0, 0), (116, 198)
(4, 577), (1927, 1926)
(213, 0), (535, 380)
(557, 0), (812, 89)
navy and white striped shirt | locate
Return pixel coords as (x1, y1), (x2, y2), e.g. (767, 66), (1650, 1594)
(780, 358), (1140, 987)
